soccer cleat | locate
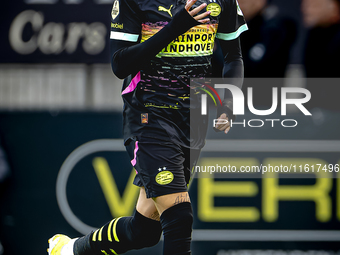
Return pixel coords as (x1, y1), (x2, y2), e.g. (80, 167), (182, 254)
(48, 234), (72, 255)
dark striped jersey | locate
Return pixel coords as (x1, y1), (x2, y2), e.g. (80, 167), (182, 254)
(110, 0), (247, 148)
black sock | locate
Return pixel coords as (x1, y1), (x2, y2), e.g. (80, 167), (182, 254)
(160, 202), (193, 255)
(74, 210), (162, 255)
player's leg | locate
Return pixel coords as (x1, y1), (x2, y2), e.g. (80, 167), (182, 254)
(73, 187), (161, 255)
(149, 143), (200, 255)
(48, 187), (162, 255)
(152, 147), (201, 255)
(127, 138), (195, 255)
(153, 191), (193, 255)
(48, 139), (198, 255)
(136, 187), (160, 221)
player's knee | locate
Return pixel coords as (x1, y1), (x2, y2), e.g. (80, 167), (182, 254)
(130, 211), (162, 249)
(160, 202), (193, 255)
(160, 202), (193, 237)
(133, 222), (162, 249)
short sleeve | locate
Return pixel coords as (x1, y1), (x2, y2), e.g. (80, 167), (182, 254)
(110, 0), (142, 43)
(216, 0), (248, 41)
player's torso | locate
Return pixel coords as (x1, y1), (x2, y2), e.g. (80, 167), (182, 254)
(131, 0), (225, 111)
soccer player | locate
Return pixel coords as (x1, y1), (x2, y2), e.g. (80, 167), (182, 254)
(48, 0), (247, 254)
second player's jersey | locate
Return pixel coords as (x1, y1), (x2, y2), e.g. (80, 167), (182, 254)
(110, 0), (247, 147)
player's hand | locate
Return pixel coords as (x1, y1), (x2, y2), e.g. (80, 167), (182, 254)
(214, 113), (231, 134)
(185, 0), (211, 23)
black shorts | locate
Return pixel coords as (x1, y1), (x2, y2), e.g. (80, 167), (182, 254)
(126, 137), (201, 198)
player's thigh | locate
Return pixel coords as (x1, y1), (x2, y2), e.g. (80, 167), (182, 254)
(136, 187), (160, 221)
(153, 191), (191, 215)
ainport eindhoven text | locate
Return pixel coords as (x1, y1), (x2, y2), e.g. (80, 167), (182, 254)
(201, 85), (312, 128)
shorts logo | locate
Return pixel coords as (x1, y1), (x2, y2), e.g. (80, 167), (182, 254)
(111, 0), (120, 20)
(155, 171), (174, 185)
(206, 3), (221, 17)
(141, 113), (148, 124)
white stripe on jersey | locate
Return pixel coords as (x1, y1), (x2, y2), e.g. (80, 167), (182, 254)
(216, 23), (248, 41)
(110, 31), (139, 42)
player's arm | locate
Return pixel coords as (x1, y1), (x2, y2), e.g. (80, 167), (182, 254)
(213, 38), (244, 133)
(213, 0), (248, 133)
(220, 38), (244, 85)
(110, 0), (210, 79)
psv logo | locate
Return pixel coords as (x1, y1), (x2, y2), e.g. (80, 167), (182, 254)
(155, 171), (174, 185)
(206, 3), (221, 17)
